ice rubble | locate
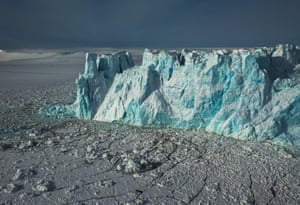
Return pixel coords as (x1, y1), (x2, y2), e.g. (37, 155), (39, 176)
(40, 45), (300, 145)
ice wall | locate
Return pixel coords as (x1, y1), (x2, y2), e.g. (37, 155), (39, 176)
(39, 51), (134, 119)
(40, 45), (300, 146)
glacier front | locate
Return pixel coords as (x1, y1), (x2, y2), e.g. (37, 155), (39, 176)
(40, 45), (300, 146)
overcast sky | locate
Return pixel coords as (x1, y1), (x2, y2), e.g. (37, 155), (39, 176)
(0, 0), (300, 49)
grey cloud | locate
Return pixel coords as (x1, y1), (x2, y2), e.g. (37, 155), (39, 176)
(0, 0), (300, 48)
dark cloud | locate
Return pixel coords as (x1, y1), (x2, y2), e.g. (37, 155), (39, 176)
(0, 0), (300, 48)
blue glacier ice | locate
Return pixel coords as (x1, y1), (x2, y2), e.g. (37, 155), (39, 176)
(40, 45), (300, 146)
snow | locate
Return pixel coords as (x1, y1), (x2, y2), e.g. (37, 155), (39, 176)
(40, 44), (300, 146)
(0, 50), (56, 62)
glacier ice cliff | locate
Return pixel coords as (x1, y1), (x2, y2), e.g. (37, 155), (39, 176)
(40, 45), (300, 146)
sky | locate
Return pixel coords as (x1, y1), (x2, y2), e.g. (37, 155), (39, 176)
(0, 0), (300, 49)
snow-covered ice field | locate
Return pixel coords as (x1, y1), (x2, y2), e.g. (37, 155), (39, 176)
(0, 49), (299, 205)
(0, 49), (143, 89)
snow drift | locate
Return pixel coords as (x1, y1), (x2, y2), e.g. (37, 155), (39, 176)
(40, 45), (300, 145)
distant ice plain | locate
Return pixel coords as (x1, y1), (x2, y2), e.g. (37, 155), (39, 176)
(0, 48), (143, 89)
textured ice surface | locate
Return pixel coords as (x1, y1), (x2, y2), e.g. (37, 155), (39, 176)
(40, 45), (300, 146)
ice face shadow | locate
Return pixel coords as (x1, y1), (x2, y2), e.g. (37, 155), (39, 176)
(269, 56), (294, 81)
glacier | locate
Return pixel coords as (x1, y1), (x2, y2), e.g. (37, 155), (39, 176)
(40, 45), (300, 146)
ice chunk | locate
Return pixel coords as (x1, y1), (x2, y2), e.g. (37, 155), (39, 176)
(40, 45), (300, 146)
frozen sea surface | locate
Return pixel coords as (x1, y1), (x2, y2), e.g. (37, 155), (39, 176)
(0, 49), (299, 204)
(0, 48), (143, 89)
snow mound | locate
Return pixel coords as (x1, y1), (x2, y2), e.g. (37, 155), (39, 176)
(40, 45), (300, 146)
